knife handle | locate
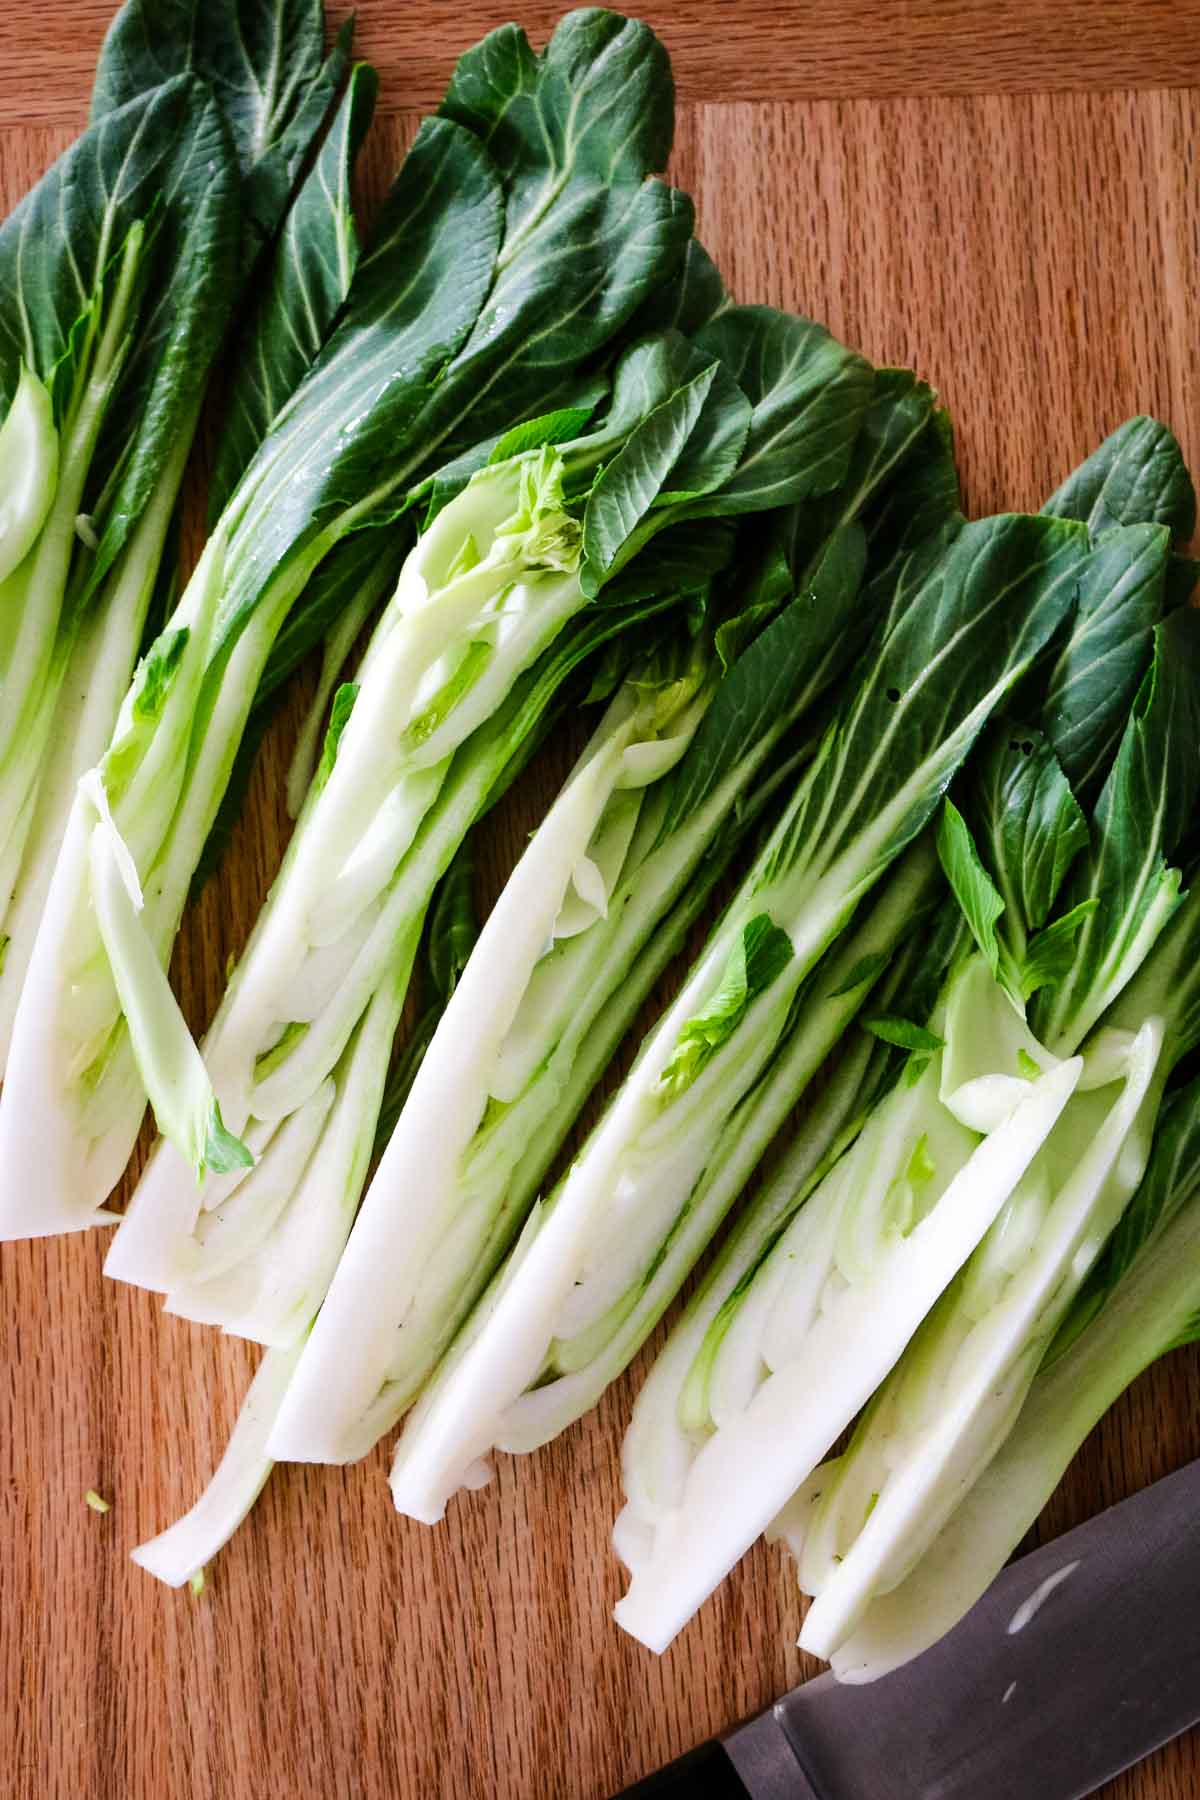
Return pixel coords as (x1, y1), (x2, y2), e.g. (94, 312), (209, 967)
(613, 1740), (753, 1797)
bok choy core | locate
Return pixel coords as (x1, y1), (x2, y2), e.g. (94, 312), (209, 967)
(612, 419), (1199, 1657)
(0, 0), (363, 1067)
(375, 493), (1092, 1529)
(0, 8), (694, 1239)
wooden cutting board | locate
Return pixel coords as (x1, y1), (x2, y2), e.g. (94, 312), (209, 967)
(3, 5), (1200, 1797)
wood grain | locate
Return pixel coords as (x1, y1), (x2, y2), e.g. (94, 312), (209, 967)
(5, 0), (1200, 120)
(2, 10), (1200, 1800)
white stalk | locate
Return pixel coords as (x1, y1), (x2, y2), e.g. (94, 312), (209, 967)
(131, 1343), (302, 1589)
(798, 1019), (1160, 1660)
(165, 957), (415, 1348)
(0, 363), (58, 584)
(610, 1057), (1081, 1654)
(0, 531), (298, 1235)
(829, 1148), (1200, 1683)
(502, 848), (942, 1455)
(383, 817), (956, 1525)
(267, 691), (660, 1460)
(616, 1029), (884, 1547)
(0, 426), (195, 1063)
(0, 227), (143, 776)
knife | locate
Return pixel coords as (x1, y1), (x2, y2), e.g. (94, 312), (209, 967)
(615, 1456), (1200, 1799)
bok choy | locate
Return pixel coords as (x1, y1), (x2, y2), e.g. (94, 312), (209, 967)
(0, 0), (363, 1066)
(0, 8), (694, 1239)
(613, 420), (1199, 1656)
(108, 307), (875, 1350)
(129, 849), (480, 1590)
(786, 614), (1200, 1669)
(263, 368), (933, 1462)
(381, 493), (1092, 1531)
(816, 1059), (1200, 1682)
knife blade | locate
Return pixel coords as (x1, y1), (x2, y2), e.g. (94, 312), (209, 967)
(616, 1456), (1200, 1799)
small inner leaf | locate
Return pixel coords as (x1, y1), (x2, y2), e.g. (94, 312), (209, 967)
(660, 913), (794, 1096)
(864, 1015), (945, 1054)
(316, 682), (359, 785)
(937, 798), (1005, 977)
(204, 1099), (254, 1178)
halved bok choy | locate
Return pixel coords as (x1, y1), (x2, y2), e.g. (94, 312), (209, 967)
(0, 0), (366, 1064)
(381, 496), (1093, 1534)
(613, 422), (1199, 1655)
(816, 1053), (1200, 1683)
(265, 369), (935, 1463)
(108, 304), (875, 1339)
(0, 7), (695, 1238)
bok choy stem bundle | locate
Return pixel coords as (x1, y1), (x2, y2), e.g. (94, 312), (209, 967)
(3, 5), (1193, 1667)
(818, 1064), (1200, 1682)
(264, 368), (933, 1463)
(613, 419), (1200, 1657)
(0, 0), (364, 1064)
(0, 8), (695, 1240)
(378, 473), (1093, 1530)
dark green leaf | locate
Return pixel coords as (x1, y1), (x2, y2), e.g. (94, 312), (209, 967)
(866, 404), (962, 571)
(713, 373), (934, 673)
(1033, 607), (1200, 1048)
(581, 361), (747, 593)
(217, 115), (505, 629)
(661, 520), (868, 839)
(804, 367), (937, 545)
(424, 11), (692, 460)
(1166, 555), (1200, 609)
(1021, 898), (1099, 1000)
(594, 519), (736, 610)
(973, 725), (1091, 932)
(1042, 415), (1196, 542)
(689, 306), (875, 514)
(209, 61), (380, 517)
(83, 91), (243, 594)
(1040, 522), (1170, 807)
(713, 600), (779, 671)
(567, 333), (707, 465)
(769, 515), (1091, 890)
(92, 0), (345, 253)
(623, 238), (729, 339)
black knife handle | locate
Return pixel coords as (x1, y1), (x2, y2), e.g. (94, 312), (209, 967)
(614, 1740), (753, 1797)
